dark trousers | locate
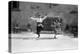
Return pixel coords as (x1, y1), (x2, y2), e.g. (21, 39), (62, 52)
(36, 24), (43, 38)
(37, 26), (43, 34)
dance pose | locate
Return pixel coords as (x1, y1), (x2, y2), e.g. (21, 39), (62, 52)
(30, 13), (47, 38)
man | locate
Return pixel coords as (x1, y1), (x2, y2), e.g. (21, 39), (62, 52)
(30, 13), (47, 38)
(53, 17), (63, 39)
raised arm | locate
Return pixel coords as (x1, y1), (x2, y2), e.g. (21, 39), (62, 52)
(42, 16), (47, 20)
(30, 16), (37, 20)
(30, 17), (35, 20)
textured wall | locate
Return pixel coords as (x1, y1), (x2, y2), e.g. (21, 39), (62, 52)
(11, 2), (78, 31)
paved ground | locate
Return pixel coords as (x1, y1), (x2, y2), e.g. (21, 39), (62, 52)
(11, 32), (78, 53)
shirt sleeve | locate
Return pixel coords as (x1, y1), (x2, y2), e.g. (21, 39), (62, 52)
(43, 16), (47, 20)
(30, 17), (37, 20)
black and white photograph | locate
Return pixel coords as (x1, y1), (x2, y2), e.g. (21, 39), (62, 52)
(9, 1), (78, 53)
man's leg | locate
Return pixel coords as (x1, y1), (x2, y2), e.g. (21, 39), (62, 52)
(54, 34), (57, 39)
(37, 33), (40, 38)
(36, 31), (40, 38)
(36, 26), (40, 38)
(53, 29), (57, 39)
